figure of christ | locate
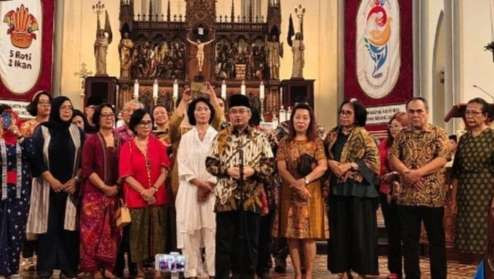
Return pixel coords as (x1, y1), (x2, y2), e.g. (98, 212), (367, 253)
(187, 37), (215, 73)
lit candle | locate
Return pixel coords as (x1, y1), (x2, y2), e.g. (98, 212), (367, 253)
(259, 81), (265, 99)
(279, 87), (283, 107)
(173, 79), (179, 100)
(152, 79), (159, 101)
(133, 79), (139, 100)
(241, 80), (246, 95)
(221, 80), (227, 100)
(490, 0), (494, 41)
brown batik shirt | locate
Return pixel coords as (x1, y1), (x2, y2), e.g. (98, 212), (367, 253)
(390, 124), (450, 207)
(206, 125), (274, 213)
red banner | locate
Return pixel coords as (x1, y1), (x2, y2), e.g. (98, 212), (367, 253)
(0, 0), (55, 102)
(344, 0), (413, 136)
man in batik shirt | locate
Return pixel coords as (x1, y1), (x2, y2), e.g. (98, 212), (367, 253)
(390, 97), (450, 279)
(206, 94), (274, 279)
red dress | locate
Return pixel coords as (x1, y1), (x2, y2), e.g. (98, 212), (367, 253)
(119, 135), (171, 208)
(79, 133), (121, 272)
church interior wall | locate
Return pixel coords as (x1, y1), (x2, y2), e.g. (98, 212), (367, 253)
(56, 0), (339, 129)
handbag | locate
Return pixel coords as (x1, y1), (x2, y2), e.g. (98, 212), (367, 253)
(297, 153), (316, 177)
(116, 199), (131, 228)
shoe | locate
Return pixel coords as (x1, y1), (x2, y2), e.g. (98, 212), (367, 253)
(257, 272), (269, 279)
(21, 257), (36, 271)
(387, 273), (400, 279)
(274, 265), (286, 273)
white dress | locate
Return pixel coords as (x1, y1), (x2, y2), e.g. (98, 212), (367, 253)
(176, 126), (217, 247)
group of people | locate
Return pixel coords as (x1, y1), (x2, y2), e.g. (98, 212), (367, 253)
(0, 85), (493, 279)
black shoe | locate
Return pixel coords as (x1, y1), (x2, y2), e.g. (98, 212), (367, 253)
(257, 272), (270, 279)
(274, 265), (286, 273)
(37, 270), (52, 279)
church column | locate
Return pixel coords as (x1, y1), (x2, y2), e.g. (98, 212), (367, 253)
(444, 0), (461, 133)
(53, 0), (66, 96)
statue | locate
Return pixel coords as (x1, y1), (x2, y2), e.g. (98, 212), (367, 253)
(187, 37), (215, 73)
(291, 32), (305, 79)
(266, 35), (283, 80)
(291, 5), (306, 79)
(94, 10), (112, 76)
(118, 32), (134, 79)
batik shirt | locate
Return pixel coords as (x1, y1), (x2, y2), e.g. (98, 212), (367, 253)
(206, 125), (274, 213)
(390, 124), (450, 207)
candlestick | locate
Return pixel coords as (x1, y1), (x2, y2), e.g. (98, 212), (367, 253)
(152, 79), (159, 103)
(173, 79), (179, 100)
(221, 80), (227, 100)
(133, 79), (139, 100)
(241, 80), (246, 95)
(259, 81), (265, 100)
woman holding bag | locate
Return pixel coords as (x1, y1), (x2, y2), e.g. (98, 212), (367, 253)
(275, 103), (327, 279)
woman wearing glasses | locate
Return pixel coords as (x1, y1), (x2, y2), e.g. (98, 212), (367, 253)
(451, 97), (494, 263)
(79, 104), (121, 278)
(324, 99), (380, 279)
(119, 109), (171, 278)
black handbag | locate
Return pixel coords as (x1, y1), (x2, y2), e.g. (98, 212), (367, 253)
(297, 153), (316, 177)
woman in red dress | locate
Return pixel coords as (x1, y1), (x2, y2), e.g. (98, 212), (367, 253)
(79, 104), (121, 278)
(119, 109), (171, 278)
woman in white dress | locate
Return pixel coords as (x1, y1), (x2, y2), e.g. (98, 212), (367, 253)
(176, 97), (218, 279)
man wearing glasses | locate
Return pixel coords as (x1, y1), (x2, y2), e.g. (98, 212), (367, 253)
(206, 94), (274, 279)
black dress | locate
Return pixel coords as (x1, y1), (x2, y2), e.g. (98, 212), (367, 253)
(32, 123), (84, 278)
(327, 132), (379, 275)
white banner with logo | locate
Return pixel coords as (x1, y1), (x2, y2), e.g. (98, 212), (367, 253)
(356, 0), (401, 99)
(0, 0), (43, 94)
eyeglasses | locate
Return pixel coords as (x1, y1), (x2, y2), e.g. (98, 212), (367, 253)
(229, 108), (250, 114)
(38, 101), (50, 106)
(138, 120), (152, 126)
(101, 113), (115, 118)
(339, 110), (353, 116)
(465, 110), (483, 116)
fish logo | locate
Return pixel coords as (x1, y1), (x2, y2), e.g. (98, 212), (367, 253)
(3, 5), (39, 49)
(356, 0), (400, 99)
(365, 0), (391, 78)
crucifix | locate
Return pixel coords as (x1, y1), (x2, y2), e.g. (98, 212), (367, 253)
(74, 62), (93, 103)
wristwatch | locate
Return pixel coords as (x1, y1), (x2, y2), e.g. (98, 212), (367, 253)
(304, 176), (310, 185)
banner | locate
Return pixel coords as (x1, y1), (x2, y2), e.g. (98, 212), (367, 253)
(344, 0), (413, 134)
(0, 0), (55, 102)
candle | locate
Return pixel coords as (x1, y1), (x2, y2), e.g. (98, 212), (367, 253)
(279, 87), (283, 106)
(115, 83), (119, 111)
(133, 79), (139, 100)
(241, 80), (246, 95)
(221, 80), (227, 100)
(259, 81), (265, 99)
(152, 79), (159, 101)
(173, 79), (179, 100)
(490, 0), (494, 41)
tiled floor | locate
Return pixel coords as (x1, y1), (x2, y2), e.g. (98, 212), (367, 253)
(269, 255), (478, 279)
(19, 255), (478, 278)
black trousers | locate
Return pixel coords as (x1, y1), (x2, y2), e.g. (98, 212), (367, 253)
(399, 205), (446, 279)
(37, 192), (79, 278)
(22, 239), (37, 258)
(380, 195), (403, 277)
(328, 196), (379, 275)
(114, 225), (137, 277)
(216, 211), (260, 279)
(256, 208), (275, 275)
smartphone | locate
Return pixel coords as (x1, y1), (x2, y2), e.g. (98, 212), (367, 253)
(1, 111), (12, 128)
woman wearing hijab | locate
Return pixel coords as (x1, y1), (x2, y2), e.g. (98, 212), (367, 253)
(0, 105), (36, 277)
(27, 96), (84, 279)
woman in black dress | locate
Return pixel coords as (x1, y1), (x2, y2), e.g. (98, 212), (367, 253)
(29, 96), (84, 278)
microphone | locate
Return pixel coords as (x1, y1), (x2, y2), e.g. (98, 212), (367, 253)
(473, 84), (494, 100)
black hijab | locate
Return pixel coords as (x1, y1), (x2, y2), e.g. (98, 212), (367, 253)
(44, 96), (73, 129)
